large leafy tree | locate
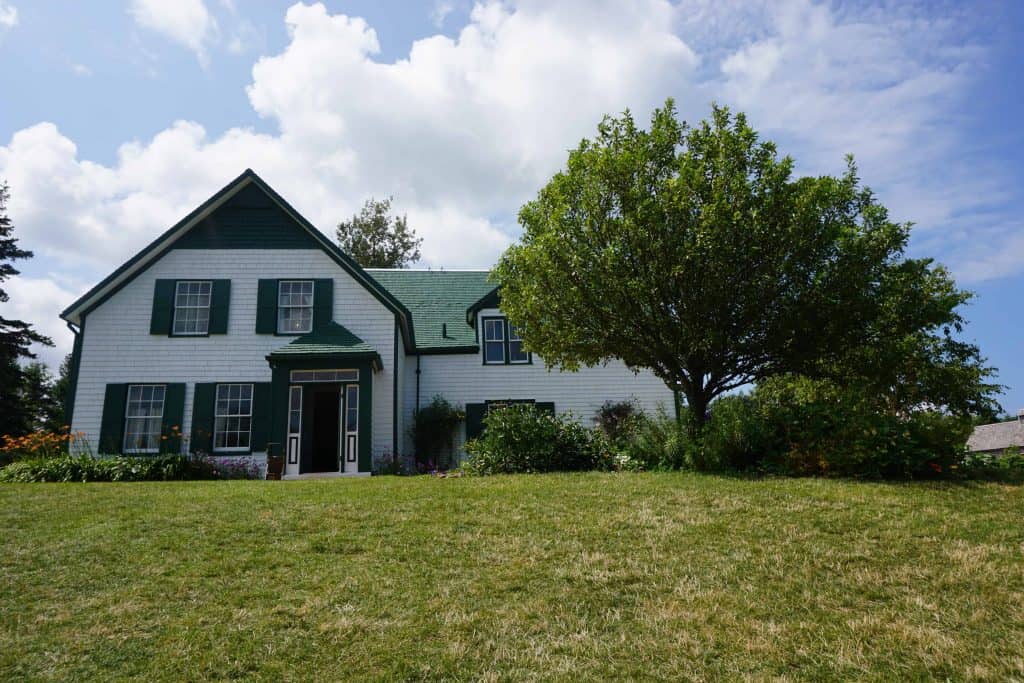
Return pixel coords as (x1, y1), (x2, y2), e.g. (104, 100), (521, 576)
(336, 197), (423, 268)
(0, 182), (53, 437)
(495, 101), (997, 434)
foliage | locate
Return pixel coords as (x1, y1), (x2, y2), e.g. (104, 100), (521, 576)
(691, 394), (775, 472)
(0, 182), (54, 438)
(593, 399), (645, 445)
(18, 362), (64, 433)
(614, 406), (691, 471)
(336, 196), (423, 268)
(960, 447), (1024, 483)
(0, 453), (262, 483)
(0, 428), (80, 467)
(410, 395), (465, 470)
(751, 375), (973, 478)
(494, 101), (999, 438)
(463, 403), (610, 475)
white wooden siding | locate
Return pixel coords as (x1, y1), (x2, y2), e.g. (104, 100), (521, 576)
(71, 248), (396, 457)
(401, 307), (675, 459)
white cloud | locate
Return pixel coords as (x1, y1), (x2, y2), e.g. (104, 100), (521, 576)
(71, 63), (92, 77)
(0, 2), (17, 28)
(0, 0), (1015, 366)
(431, 0), (456, 27)
(128, 0), (218, 65)
(3, 275), (81, 368)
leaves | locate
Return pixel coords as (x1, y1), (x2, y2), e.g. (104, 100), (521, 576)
(336, 196), (423, 268)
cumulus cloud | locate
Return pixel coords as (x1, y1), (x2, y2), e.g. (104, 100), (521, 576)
(128, 0), (218, 65)
(0, 0), (1013, 364)
(0, 2), (16, 28)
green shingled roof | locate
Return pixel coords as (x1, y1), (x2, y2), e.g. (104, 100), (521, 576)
(367, 269), (497, 351)
(268, 321), (381, 366)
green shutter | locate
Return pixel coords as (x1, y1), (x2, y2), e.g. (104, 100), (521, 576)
(255, 279), (277, 334)
(251, 382), (272, 453)
(190, 383), (216, 454)
(161, 383), (186, 454)
(536, 402), (555, 415)
(314, 278), (333, 329)
(465, 403), (486, 442)
(150, 280), (176, 335)
(98, 384), (127, 454)
(208, 280), (231, 334)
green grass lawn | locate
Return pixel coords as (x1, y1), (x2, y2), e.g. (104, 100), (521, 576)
(2, 473), (1022, 681)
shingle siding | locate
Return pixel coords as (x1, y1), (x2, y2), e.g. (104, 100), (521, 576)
(71, 248), (396, 458)
(402, 307), (675, 460)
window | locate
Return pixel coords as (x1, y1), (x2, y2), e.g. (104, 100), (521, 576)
(508, 323), (529, 364)
(123, 384), (166, 453)
(289, 369), (359, 383)
(483, 317), (531, 365)
(214, 384), (253, 452)
(278, 280), (314, 334)
(173, 281), (212, 335)
(483, 318), (505, 364)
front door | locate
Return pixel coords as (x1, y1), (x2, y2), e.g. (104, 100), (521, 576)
(309, 387), (340, 472)
(289, 382), (360, 474)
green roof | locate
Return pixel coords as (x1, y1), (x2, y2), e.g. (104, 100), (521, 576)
(368, 270), (497, 351)
(268, 321), (381, 366)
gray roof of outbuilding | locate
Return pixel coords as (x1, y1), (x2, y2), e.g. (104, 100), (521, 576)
(967, 420), (1024, 452)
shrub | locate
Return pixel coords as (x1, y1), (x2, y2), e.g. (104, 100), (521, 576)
(0, 454), (262, 483)
(594, 400), (645, 446)
(616, 406), (691, 471)
(410, 395), (465, 470)
(752, 375), (972, 478)
(0, 429), (81, 467)
(464, 403), (610, 475)
(694, 394), (776, 471)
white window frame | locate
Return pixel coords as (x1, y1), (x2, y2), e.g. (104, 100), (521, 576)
(123, 384), (166, 454)
(289, 369), (359, 383)
(277, 280), (314, 334)
(172, 280), (212, 336)
(213, 383), (254, 453)
(507, 323), (530, 364)
(483, 317), (506, 365)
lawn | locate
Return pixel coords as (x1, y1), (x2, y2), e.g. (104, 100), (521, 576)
(2, 474), (1022, 681)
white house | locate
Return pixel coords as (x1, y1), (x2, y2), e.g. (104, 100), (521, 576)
(61, 170), (674, 475)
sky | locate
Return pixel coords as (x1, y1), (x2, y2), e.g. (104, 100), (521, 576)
(0, 0), (1022, 412)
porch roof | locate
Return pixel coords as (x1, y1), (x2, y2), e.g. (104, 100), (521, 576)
(267, 321), (382, 370)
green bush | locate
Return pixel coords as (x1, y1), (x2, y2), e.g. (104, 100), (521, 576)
(694, 394), (776, 471)
(752, 375), (972, 478)
(410, 395), (465, 470)
(464, 404), (610, 475)
(615, 406), (690, 471)
(961, 447), (1024, 482)
(0, 454), (259, 483)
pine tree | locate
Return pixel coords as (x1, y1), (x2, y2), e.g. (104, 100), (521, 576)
(0, 182), (53, 437)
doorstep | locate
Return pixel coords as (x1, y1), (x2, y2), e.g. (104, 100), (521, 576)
(282, 472), (371, 480)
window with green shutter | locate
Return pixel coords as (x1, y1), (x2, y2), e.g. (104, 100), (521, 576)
(255, 279), (333, 334)
(192, 382), (272, 454)
(151, 279), (230, 336)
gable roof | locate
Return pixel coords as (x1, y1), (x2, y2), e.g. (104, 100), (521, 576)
(367, 269), (497, 352)
(967, 420), (1024, 453)
(60, 169), (415, 348)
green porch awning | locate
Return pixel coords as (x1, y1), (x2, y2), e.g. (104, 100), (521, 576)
(267, 321), (382, 370)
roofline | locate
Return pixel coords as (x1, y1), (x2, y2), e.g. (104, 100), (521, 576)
(465, 285), (501, 325)
(59, 169), (416, 348)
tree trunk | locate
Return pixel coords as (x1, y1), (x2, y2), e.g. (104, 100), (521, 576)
(681, 389), (710, 442)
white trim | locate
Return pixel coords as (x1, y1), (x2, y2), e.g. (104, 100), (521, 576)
(213, 383), (254, 453)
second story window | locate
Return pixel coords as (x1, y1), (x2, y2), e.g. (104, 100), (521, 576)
(278, 280), (314, 334)
(508, 323), (529, 364)
(483, 318), (505, 364)
(173, 281), (212, 335)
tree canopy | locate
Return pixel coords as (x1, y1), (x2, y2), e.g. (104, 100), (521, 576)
(0, 182), (53, 437)
(494, 101), (998, 434)
(336, 197), (422, 268)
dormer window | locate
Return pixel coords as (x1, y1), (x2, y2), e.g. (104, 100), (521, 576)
(482, 316), (531, 365)
(278, 280), (314, 334)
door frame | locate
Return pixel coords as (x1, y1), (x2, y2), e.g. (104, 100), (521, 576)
(270, 357), (374, 474)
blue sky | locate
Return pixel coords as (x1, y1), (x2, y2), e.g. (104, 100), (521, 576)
(0, 0), (1022, 413)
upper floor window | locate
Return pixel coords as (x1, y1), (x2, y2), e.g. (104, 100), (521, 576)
(483, 318), (505, 364)
(214, 383), (253, 452)
(278, 280), (313, 334)
(123, 384), (166, 453)
(173, 281), (212, 335)
(508, 323), (529, 364)
(483, 317), (531, 365)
